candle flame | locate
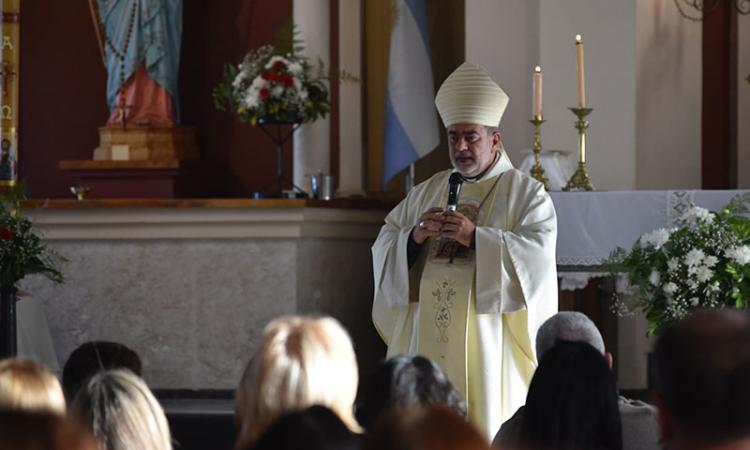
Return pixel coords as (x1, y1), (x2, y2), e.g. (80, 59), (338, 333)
(576, 34), (582, 43)
(535, 65), (541, 73)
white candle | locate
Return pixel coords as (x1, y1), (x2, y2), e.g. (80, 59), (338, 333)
(533, 65), (543, 118)
(575, 34), (586, 107)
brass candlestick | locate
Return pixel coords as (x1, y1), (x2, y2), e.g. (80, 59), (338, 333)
(563, 107), (594, 191)
(529, 116), (549, 190)
(70, 186), (91, 201)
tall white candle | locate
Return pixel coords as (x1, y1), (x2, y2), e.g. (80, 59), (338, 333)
(575, 34), (586, 107)
(533, 65), (543, 118)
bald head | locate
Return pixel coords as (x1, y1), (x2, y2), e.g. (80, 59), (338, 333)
(654, 309), (750, 443)
(535, 312), (605, 360)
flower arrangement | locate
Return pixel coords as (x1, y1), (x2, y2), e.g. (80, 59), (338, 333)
(608, 193), (750, 335)
(212, 43), (330, 125)
(0, 185), (64, 287)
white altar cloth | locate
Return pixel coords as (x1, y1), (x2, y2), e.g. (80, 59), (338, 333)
(552, 190), (749, 289)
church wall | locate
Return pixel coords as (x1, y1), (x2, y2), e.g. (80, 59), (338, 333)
(20, 0), (295, 198)
(634, 0), (702, 190)
(19, 0), (108, 198)
(539, 0), (637, 191)
(739, 16), (750, 189)
(465, 0), (539, 167)
(178, 0), (295, 197)
(296, 238), (385, 382)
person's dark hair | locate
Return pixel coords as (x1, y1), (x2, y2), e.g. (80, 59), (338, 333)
(249, 405), (360, 450)
(363, 405), (488, 450)
(355, 355), (466, 429)
(62, 341), (142, 401)
(520, 341), (622, 450)
(653, 309), (750, 442)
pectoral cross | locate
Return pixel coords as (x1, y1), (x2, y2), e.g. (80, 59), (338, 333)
(1, 62), (16, 98)
(114, 95), (132, 129)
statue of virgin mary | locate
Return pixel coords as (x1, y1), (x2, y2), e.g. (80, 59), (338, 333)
(94, 0), (182, 126)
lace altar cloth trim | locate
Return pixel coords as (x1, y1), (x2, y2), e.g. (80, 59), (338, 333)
(667, 191), (696, 228)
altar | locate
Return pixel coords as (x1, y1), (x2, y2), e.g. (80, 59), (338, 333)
(18, 198), (391, 389)
(16, 190), (748, 390)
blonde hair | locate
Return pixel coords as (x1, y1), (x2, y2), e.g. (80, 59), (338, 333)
(72, 369), (172, 450)
(0, 358), (66, 415)
(235, 315), (360, 449)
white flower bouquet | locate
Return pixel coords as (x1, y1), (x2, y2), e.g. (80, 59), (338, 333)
(608, 193), (750, 334)
(213, 44), (330, 125)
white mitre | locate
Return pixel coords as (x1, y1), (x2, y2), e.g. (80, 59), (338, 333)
(435, 62), (509, 128)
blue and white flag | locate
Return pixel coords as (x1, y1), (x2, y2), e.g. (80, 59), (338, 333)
(383, 0), (440, 186)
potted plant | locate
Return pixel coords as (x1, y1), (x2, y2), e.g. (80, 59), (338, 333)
(0, 184), (64, 356)
(608, 193), (750, 335)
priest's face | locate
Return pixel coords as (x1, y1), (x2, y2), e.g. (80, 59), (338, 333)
(447, 123), (500, 177)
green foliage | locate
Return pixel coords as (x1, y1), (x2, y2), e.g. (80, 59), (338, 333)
(212, 63), (240, 113)
(607, 194), (750, 335)
(725, 192), (750, 215)
(274, 19), (305, 56)
(0, 183), (64, 287)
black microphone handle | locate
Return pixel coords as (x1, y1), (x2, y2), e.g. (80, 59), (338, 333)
(447, 182), (462, 212)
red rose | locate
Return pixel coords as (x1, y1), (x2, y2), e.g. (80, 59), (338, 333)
(261, 71), (273, 81)
(273, 60), (286, 70)
(259, 88), (270, 100)
(0, 227), (12, 240)
(283, 74), (294, 87)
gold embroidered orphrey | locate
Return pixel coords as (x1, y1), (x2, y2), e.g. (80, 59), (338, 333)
(418, 171), (503, 374)
(431, 278), (457, 343)
(428, 197), (482, 344)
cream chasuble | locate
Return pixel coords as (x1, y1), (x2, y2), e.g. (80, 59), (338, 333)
(372, 152), (558, 440)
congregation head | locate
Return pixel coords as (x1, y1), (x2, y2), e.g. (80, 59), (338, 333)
(0, 357), (66, 415)
(653, 309), (750, 447)
(363, 405), (490, 450)
(535, 311), (606, 359)
(235, 315), (360, 449)
(71, 368), (172, 450)
(0, 409), (97, 450)
(356, 354), (466, 429)
(250, 405), (360, 450)
(520, 340), (622, 450)
(62, 341), (142, 402)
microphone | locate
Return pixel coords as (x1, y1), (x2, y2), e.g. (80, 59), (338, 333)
(446, 173), (464, 212)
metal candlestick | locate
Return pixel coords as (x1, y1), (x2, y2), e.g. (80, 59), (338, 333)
(529, 116), (549, 190)
(563, 107), (594, 191)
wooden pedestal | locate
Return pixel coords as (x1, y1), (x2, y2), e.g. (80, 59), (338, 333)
(93, 126), (199, 161)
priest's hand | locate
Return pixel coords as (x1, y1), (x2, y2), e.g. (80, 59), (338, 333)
(413, 207), (445, 244)
(441, 211), (475, 247)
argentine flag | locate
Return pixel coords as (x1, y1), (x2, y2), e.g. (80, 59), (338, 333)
(383, 0), (440, 186)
